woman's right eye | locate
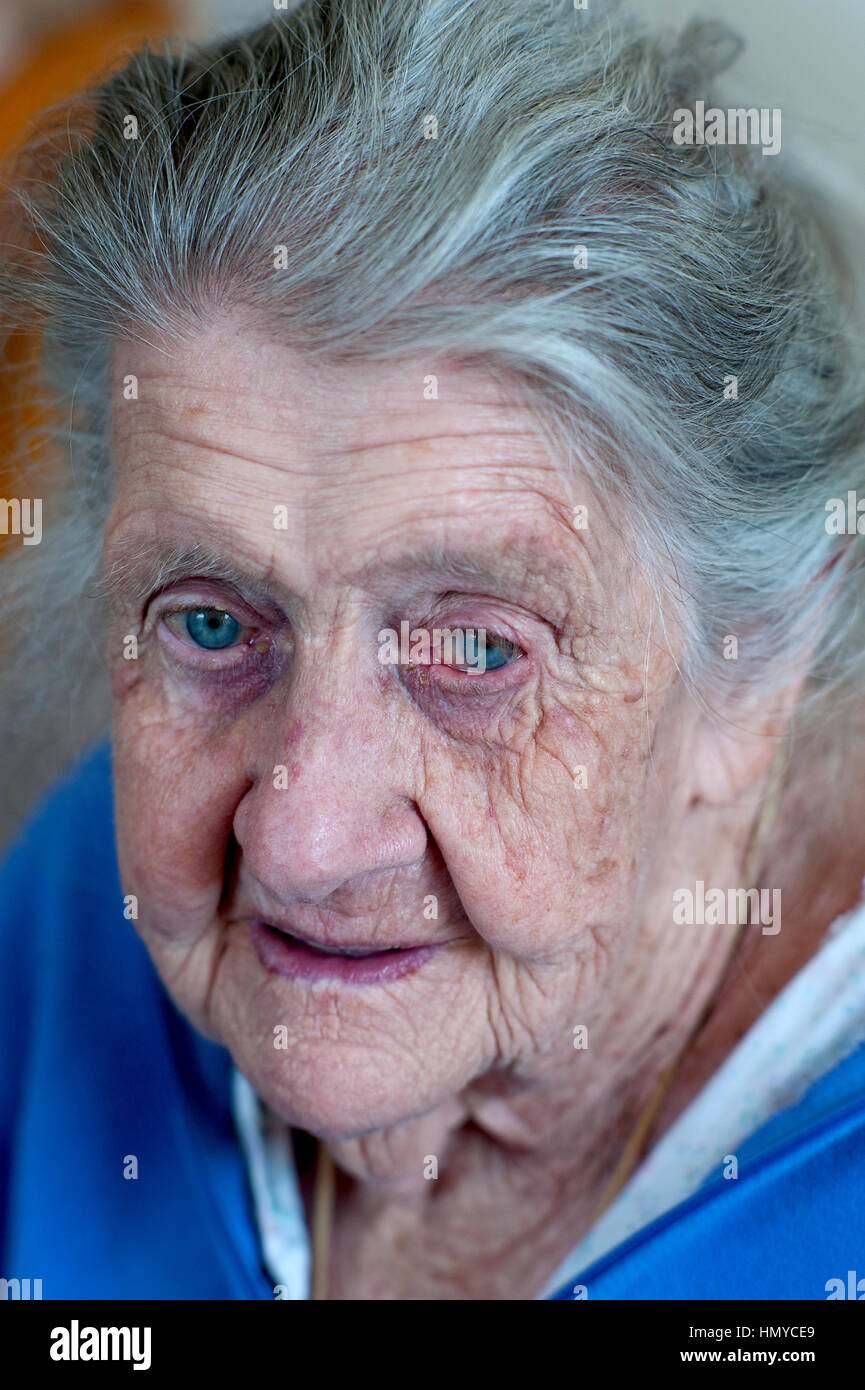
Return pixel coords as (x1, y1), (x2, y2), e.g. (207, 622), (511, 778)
(163, 607), (247, 651)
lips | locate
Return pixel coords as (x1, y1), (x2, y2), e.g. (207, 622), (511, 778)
(249, 920), (438, 985)
(295, 940), (389, 956)
(264, 920), (417, 954)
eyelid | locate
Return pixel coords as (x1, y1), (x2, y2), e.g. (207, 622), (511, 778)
(146, 583), (264, 631)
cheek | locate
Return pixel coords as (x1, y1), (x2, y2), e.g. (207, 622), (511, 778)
(419, 684), (654, 961)
(112, 699), (249, 942)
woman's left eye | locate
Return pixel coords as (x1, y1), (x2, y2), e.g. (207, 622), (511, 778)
(164, 607), (245, 650)
(452, 632), (523, 673)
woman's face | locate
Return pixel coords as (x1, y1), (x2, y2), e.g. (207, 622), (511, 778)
(105, 320), (705, 1140)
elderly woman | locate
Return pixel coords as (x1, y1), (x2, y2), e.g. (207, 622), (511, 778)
(2, 0), (865, 1303)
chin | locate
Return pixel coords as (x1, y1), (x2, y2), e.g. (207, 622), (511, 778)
(233, 1038), (460, 1141)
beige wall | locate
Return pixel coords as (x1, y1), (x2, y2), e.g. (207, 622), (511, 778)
(193, 0), (865, 195)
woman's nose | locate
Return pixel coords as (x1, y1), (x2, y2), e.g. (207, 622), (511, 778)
(232, 689), (429, 906)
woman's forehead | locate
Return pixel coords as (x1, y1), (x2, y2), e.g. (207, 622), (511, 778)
(107, 324), (604, 577)
(104, 322), (656, 643)
(110, 321), (532, 454)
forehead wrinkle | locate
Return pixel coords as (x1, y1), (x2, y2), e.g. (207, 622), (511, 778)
(321, 422), (544, 460)
(113, 421), (307, 480)
(113, 332), (521, 417)
(115, 414), (548, 481)
(112, 364), (546, 469)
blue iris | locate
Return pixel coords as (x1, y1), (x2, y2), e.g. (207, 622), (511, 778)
(463, 630), (516, 671)
(481, 639), (512, 672)
(185, 609), (241, 650)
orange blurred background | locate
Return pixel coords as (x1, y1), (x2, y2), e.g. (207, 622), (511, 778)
(0, 0), (186, 553)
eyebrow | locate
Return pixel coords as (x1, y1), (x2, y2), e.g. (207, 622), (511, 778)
(101, 531), (591, 625)
(355, 544), (584, 615)
(100, 542), (285, 614)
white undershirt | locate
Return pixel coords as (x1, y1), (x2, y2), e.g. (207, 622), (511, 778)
(231, 882), (865, 1301)
(231, 1066), (311, 1300)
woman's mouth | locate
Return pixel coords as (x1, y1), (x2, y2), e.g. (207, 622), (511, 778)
(249, 920), (439, 985)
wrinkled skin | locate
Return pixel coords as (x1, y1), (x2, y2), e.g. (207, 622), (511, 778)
(105, 318), (819, 1297)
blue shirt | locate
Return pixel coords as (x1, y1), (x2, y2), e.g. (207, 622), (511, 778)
(2, 743), (865, 1299)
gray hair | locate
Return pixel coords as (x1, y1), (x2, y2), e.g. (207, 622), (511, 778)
(1, 0), (864, 830)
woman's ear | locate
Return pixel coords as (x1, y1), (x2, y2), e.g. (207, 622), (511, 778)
(688, 679), (804, 808)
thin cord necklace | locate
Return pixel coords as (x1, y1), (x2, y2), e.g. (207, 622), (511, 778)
(309, 743), (788, 1297)
(310, 1140), (336, 1301)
